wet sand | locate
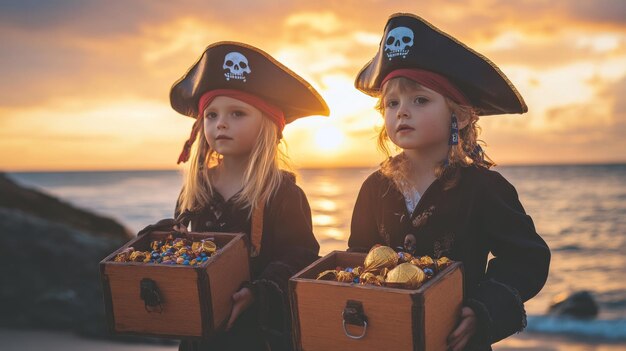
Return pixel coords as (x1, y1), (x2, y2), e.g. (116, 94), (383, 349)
(2, 328), (624, 351)
(494, 332), (625, 351)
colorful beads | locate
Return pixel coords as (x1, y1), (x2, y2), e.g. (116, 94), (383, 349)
(113, 235), (218, 265)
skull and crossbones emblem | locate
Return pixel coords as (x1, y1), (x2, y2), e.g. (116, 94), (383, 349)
(384, 27), (414, 60)
(223, 52), (251, 82)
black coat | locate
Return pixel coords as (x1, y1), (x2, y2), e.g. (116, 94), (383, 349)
(178, 173), (320, 351)
(348, 165), (550, 351)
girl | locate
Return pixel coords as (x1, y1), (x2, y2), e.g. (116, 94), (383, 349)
(349, 14), (550, 351)
(169, 42), (329, 351)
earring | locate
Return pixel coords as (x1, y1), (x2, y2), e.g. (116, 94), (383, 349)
(448, 113), (459, 146)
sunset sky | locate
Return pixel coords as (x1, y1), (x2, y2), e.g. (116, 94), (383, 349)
(1, 0), (625, 171)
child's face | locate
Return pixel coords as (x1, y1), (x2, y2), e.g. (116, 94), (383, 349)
(382, 82), (452, 152)
(203, 96), (263, 157)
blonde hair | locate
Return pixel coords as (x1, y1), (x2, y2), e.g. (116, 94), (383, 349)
(375, 77), (495, 191)
(177, 114), (291, 217)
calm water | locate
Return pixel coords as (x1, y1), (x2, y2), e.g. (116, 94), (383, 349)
(8, 164), (626, 341)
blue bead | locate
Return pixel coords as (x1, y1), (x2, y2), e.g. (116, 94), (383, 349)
(201, 253), (207, 257)
(424, 268), (434, 275)
(184, 260), (190, 265)
(202, 257), (208, 262)
(353, 277), (359, 283)
(345, 267), (353, 273)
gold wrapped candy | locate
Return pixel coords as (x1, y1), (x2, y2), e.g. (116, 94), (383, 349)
(437, 257), (452, 271)
(364, 246), (398, 273)
(129, 251), (148, 262)
(173, 238), (186, 249)
(359, 272), (384, 286)
(198, 240), (217, 255)
(411, 256), (435, 270)
(191, 241), (201, 252)
(113, 247), (134, 262)
(385, 263), (427, 289)
(359, 272), (375, 284)
(336, 271), (355, 283)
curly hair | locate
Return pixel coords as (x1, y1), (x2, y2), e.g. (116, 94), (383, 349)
(375, 77), (495, 191)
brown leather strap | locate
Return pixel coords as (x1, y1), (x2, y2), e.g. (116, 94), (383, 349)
(250, 200), (264, 257)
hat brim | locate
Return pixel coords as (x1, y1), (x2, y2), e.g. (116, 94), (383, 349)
(171, 41), (329, 122)
(355, 13), (527, 116)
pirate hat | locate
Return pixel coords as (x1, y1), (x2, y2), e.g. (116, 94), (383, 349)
(170, 41), (329, 121)
(355, 13), (527, 116)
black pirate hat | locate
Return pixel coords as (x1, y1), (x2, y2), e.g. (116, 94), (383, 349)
(170, 41), (329, 121)
(355, 13), (527, 116)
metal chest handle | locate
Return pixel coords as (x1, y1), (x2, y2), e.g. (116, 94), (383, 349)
(140, 278), (163, 313)
(342, 300), (368, 339)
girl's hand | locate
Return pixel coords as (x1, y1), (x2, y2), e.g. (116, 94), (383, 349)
(172, 224), (188, 234)
(447, 306), (477, 351)
(226, 287), (255, 331)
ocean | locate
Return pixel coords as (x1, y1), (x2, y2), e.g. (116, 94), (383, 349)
(7, 164), (626, 343)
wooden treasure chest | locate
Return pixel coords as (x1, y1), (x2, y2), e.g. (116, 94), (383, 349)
(100, 231), (250, 339)
(289, 250), (464, 351)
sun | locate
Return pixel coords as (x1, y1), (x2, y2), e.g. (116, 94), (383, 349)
(314, 125), (345, 151)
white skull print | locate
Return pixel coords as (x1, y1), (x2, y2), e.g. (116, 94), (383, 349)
(223, 52), (251, 82)
(384, 27), (414, 60)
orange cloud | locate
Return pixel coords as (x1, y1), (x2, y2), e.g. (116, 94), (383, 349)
(1, 1), (625, 171)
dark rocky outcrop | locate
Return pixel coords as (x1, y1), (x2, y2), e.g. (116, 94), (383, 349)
(0, 173), (130, 241)
(549, 290), (599, 318)
(0, 172), (143, 339)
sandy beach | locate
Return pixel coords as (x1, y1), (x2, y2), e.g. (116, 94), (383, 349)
(2, 328), (624, 351)
(1, 329), (177, 351)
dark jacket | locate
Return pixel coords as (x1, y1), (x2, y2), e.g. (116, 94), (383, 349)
(178, 173), (320, 351)
(348, 165), (550, 351)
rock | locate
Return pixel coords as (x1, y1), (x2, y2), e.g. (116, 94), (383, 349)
(548, 290), (599, 318)
(0, 172), (160, 341)
(0, 173), (131, 241)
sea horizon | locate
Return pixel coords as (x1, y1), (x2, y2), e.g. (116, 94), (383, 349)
(4, 160), (626, 174)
